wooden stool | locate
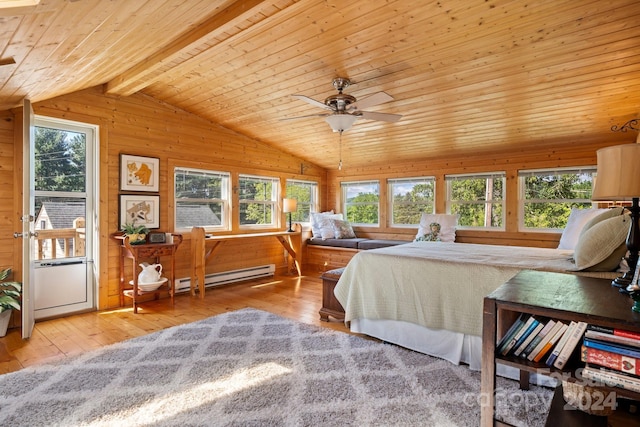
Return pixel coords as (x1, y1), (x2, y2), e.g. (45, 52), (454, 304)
(319, 268), (346, 321)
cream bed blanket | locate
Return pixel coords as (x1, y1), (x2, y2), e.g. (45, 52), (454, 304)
(334, 241), (579, 337)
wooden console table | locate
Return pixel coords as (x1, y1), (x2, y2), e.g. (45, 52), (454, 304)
(113, 233), (183, 313)
(191, 227), (301, 298)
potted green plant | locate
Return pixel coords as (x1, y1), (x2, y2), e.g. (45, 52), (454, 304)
(121, 223), (149, 244)
(0, 267), (21, 337)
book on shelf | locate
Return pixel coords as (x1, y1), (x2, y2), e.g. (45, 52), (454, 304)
(584, 330), (640, 350)
(527, 320), (563, 361)
(497, 313), (527, 353)
(532, 322), (568, 363)
(581, 345), (640, 377)
(521, 319), (556, 359)
(513, 319), (545, 357)
(553, 321), (587, 369)
(546, 321), (577, 367)
(581, 365), (640, 394)
(508, 317), (540, 356)
(583, 338), (640, 359)
(501, 315), (536, 356)
(587, 324), (640, 341)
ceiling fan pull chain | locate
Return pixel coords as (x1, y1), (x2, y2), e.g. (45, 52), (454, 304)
(338, 130), (343, 170)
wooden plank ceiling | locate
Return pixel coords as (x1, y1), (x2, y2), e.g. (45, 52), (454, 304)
(1, 0), (639, 170)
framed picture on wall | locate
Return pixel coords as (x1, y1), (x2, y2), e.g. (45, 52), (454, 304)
(120, 154), (160, 192)
(119, 194), (160, 229)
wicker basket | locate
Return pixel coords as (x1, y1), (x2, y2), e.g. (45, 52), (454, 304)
(562, 380), (615, 416)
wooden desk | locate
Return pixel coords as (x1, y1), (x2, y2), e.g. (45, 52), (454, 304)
(190, 227), (302, 298)
(113, 234), (183, 313)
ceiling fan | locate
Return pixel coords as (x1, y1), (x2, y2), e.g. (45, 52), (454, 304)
(290, 77), (402, 132)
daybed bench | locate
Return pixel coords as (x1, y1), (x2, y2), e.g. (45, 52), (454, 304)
(305, 237), (409, 271)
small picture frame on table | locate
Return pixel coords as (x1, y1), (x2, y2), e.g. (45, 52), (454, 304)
(120, 154), (160, 192)
(119, 194), (160, 229)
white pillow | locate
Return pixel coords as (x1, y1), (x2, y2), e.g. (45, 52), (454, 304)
(415, 214), (458, 243)
(310, 212), (342, 238)
(574, 213), (630, 270)
(557, 208), (608, 250)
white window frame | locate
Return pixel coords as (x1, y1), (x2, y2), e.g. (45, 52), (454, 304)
(388, 176), (435, 227)
(174, 167), (230, 231)
(285, 179), (318, 224)
(239, 174), (279, 229)
(341, 180), (380, 227)
(446, 172), (505, 229)
(518, 166), (597, 232)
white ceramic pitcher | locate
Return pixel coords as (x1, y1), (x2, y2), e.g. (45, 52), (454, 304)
(138, 262), (162, 284)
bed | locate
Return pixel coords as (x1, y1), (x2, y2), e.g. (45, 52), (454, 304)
(333, 239), (622, 383)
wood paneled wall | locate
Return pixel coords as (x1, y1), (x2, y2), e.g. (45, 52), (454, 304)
(1, 86), (326, 310)
(0, 111), (16, 271)
(326, 141), (631, 248)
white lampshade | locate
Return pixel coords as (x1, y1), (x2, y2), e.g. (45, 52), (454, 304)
(283, 198), (297, 213)
(325, 114), (358, 133)
(592, 143), (640, 201)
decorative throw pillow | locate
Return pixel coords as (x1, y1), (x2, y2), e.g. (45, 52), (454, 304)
(318, 219), (336, 239)
(578, 207), (624, 238)
(332, 219), (356, 239)
(557, 208), (608, 250)
(310, 211), (342, 238)
(574, 213), (630, 270)
(415, 214), (457, 243)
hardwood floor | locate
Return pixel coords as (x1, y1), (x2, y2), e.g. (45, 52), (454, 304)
(0, 274), (350, 375)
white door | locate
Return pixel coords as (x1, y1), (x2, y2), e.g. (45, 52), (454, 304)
(20, 100), (35, 339)
(27, 115), (98, 321)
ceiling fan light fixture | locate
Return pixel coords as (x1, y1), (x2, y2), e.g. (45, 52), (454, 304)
(325, 114), (358, 133)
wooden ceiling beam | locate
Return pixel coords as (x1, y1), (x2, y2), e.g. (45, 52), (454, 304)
(105, 0), (277, 96)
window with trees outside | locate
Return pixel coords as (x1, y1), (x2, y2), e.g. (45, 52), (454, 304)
(446, 173), (505, 228)
(285, 179), (318, 223)
(342, 181), (380, 226)
(520, 167), (596, 230)
(389, 177), (435, 226)
(239, 174), (279, 227)
(174, 167), (230, 230)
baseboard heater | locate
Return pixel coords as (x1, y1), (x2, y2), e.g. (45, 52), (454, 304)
(174, 264), (276, 293)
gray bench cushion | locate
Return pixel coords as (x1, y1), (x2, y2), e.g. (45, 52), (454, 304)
(307, 238), (367, 249)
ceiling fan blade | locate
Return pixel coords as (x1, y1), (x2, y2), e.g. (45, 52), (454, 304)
(351, 91), (394, 110)
(291, 94), (332, 110)
(359, 111), (402, 122)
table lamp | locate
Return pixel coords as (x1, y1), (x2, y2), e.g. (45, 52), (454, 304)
(591, 142), (640, 289)
(283, 198), (297, 232)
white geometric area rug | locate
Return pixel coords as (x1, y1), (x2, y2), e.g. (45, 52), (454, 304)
(0, 308), (551, 426)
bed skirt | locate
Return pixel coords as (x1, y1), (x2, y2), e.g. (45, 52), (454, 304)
(350, 318), (557, 387)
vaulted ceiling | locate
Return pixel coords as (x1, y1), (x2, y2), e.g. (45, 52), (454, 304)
(1, 0), (639, 170)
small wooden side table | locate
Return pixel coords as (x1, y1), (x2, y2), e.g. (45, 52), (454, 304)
(113, 233), (183, 313)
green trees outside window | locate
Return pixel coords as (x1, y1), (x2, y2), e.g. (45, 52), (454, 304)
(521, 169), (595, 230)
(390, 178), (435, 225)
(285, 180), (317, 223)
(447, 174), (505, 228)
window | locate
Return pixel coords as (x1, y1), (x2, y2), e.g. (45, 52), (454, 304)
(174, 167), (230, 230)
(341, 181), (379, 226)
(520, 167), (596, 230)
(389, 177), (435, 226)
(239, 174), (279, 227)
(446, 172), (505, 228)
(285, 179), (318, 223)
